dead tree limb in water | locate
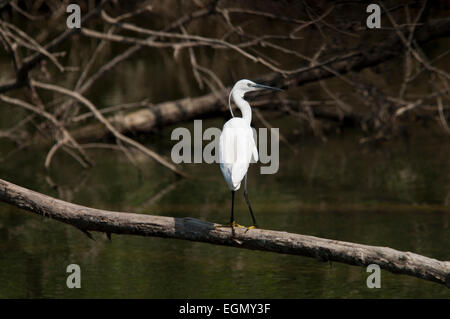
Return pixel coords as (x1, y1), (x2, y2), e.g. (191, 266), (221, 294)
(72, 16), (450, 140)
(1, 178), (449, 288)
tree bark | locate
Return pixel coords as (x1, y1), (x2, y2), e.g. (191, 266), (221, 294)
(0, 178), (449, 288)
(72, 17), (450, 140)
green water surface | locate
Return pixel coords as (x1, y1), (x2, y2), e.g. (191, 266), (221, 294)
(0, 123), (449, 298)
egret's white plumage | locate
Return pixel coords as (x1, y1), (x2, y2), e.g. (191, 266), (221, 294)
(219, 117), (258, 190)
(217, 79), (282, 228)
(219, 79), (260, 191)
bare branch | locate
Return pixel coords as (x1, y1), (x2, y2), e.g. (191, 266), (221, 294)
(31, 80), (187, 178)
(1, 178), (449, 288)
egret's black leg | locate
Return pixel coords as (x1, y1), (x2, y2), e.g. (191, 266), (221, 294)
(244, 175), (258, 228)
(230, 190), (235, 223)
(216, 190), (244, 229)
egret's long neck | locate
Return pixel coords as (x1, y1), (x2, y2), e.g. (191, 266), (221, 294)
(232, 91), (252, 125)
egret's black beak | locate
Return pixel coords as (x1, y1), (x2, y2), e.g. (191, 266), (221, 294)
(251, 83), (284, 92)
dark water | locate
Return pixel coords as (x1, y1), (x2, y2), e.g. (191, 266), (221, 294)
(0, 120), (449, 298)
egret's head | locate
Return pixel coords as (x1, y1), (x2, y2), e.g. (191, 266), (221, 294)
(228, 79), (283, 116)
(232, 79), (283, 95)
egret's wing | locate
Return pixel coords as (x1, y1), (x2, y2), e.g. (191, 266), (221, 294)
(231, 130), (251, 187)
(219, 126), (235, 165)
(219, 125), (252, 189)
(219, 127), (235, 189)
(249, 128), (258, 162)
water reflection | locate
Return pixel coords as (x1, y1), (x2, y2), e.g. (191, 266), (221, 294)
(0, 123), (449, 298)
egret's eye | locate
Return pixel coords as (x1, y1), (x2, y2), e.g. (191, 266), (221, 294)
(247, 83), (252, 87)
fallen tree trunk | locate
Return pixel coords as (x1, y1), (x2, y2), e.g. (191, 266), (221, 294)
(72, 94), (360, 141)
(72, 17), (450, 140)
(1, 178), (450, 287)
(72, 90), (230, 141)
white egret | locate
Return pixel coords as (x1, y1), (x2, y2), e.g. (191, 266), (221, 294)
(218, 79), (283, 229)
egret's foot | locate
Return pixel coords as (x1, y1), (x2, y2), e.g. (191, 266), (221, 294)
(215, 221), (246, 229)
(244, 225), (258, 233)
